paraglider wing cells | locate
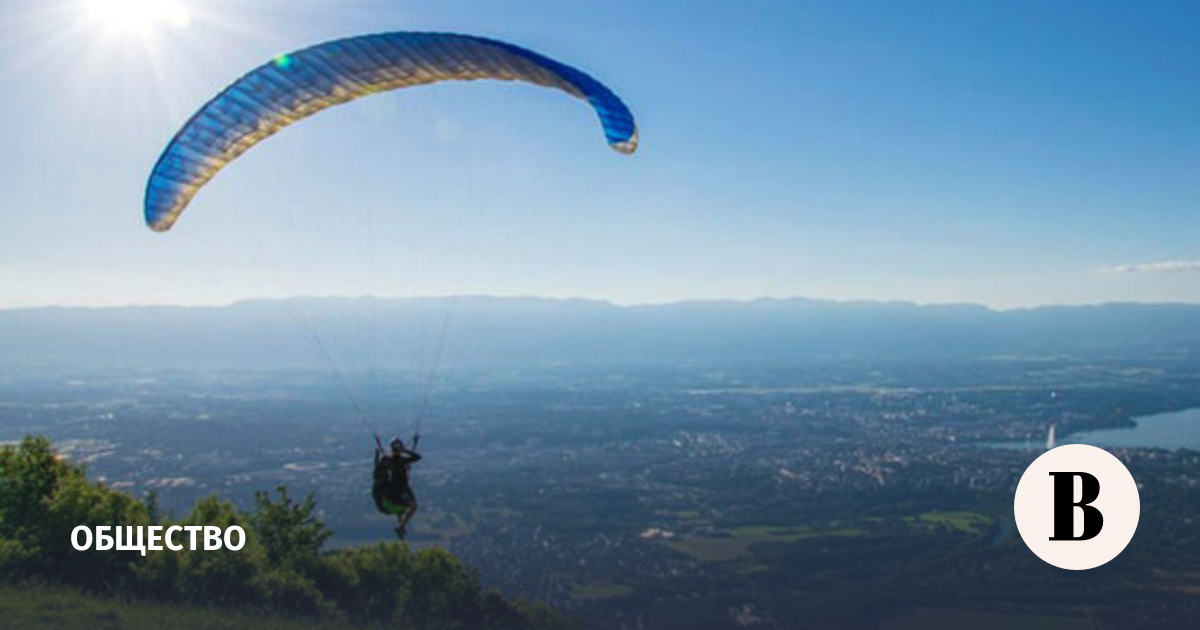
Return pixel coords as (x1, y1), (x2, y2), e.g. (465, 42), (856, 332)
(144, 31), (638, 231)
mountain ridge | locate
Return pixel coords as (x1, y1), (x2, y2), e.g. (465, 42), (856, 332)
(4, 295), (1199, 368)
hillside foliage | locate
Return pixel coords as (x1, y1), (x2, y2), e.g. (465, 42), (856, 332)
(0, 436), (569, 629)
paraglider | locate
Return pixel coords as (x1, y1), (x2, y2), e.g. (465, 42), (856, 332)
(144, 31), (638, 232)
(144, 31), (637, 537)
(373, 435), (422, 539)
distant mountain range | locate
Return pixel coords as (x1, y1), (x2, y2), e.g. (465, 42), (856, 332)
(3, 296), (1199, 368)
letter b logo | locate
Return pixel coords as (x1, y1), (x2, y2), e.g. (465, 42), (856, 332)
(1014, 444), (1139, 570)
(1048, 471), (1103, 541)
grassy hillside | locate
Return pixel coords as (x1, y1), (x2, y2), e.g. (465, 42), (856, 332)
(0, 584), (377, 630)
(0, 436), (569, 630)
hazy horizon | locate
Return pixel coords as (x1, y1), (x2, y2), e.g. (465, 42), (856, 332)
(6, 291), (1200, 313)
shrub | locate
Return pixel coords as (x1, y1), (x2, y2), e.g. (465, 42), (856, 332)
(0, 435), (572, 629)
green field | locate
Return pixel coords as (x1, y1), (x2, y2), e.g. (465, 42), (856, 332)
(0, 585), (370, 630)
(664, 524), (866, 562)
(663, 511), (995, 565)
(880, 607), (1096, 630)
(657, 511), (996, 586)
(572, 581), (634, 601)
(903, 510), (993, 534)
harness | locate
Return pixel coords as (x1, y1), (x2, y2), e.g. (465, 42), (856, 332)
(372, 455), (411, 510)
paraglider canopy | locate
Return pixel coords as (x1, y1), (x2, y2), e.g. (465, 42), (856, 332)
(144, 31), (638, 232)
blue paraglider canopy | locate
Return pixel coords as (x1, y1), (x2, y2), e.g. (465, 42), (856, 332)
(145, 31), (638, 232)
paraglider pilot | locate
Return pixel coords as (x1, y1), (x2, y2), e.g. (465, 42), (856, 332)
(373, 435), (422, 538)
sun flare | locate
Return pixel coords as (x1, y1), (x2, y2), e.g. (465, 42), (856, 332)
(83, 0), (191, 34)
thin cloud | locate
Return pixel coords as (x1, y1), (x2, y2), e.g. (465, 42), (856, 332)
(1101, 260), (1200, 274)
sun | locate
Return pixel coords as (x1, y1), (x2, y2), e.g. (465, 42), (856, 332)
(83, 0), (192, 34)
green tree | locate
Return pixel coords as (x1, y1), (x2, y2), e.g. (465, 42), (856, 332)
(0, 436), (148, 586)
(171, 494), (263, 606)
(314, 543), (414, 625)
(1, 435), (572, 629)
(250, 486), (331, 570)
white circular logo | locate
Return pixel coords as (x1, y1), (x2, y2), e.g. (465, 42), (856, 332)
(1013, 444), (1140, 570)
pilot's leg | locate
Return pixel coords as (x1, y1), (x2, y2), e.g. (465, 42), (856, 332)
(401, 493), (418, 529)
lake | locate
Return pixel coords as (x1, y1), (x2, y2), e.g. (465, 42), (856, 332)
(995, 407), (1200, 451)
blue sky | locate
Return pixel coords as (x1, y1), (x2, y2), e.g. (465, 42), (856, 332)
(1, 0), (1198, 308)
